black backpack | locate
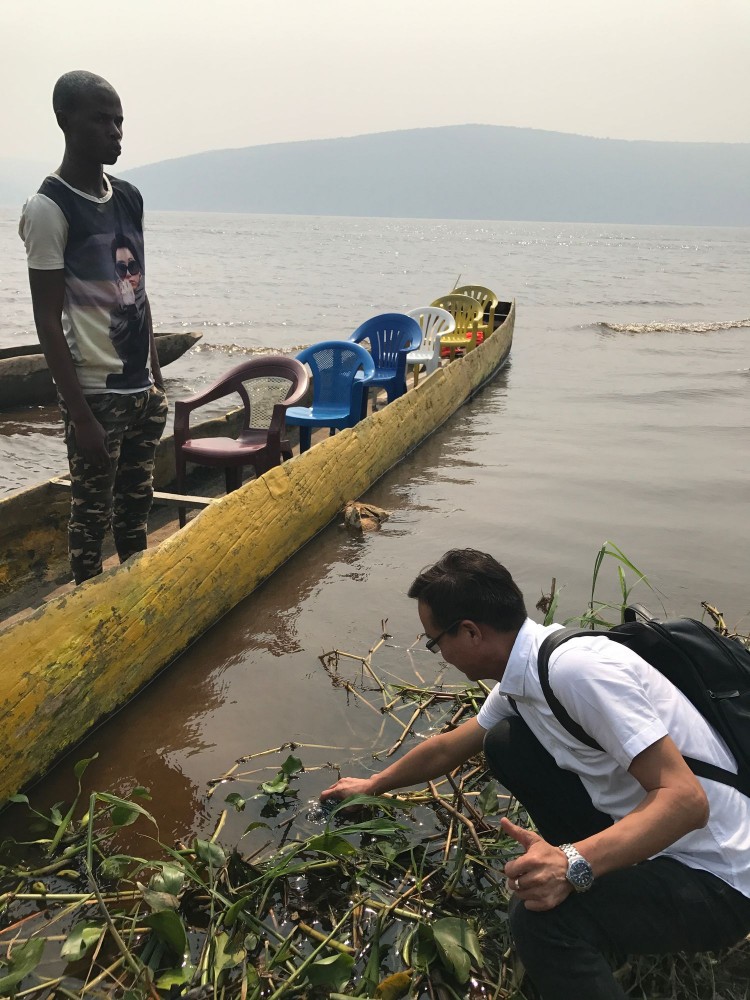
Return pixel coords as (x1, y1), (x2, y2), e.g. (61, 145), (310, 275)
(536, 606), (750, 797)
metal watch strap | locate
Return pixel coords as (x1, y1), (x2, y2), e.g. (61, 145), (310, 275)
(559, 842), (594, 892)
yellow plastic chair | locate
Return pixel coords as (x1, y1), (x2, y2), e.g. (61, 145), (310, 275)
(430, 293), (485, 360)
(454, 285), (499, 337)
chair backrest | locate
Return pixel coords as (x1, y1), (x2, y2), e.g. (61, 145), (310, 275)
(453, 285), (499, 326)
(174, 355), (309, 441)
(406, 307), (456, 351)
(349, 313), (422, 370)
(296, 340), (375, 406)
(430, 293), (484, 334)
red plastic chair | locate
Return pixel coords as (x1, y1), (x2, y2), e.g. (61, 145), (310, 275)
(174, 356), (309, 526)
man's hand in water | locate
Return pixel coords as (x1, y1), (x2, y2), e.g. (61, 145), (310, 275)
(320, 776), (378, 802)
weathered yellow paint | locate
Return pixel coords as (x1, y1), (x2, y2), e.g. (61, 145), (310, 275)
(0, 304), (513, 802)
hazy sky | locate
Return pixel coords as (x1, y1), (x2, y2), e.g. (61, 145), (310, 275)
(3, 0), (749, 171)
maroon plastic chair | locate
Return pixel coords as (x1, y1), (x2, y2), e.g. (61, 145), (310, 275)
(173, 356), (309, 526)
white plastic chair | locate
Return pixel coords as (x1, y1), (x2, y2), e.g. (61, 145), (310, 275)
(405, 307), (456, 386)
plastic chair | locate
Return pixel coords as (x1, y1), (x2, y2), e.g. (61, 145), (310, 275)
(348, 312), (422, 413)
(285, 340), (375, 452)
(174, 356), (309, 526)
(453, 285), (499, 342)
(430, 293), (485, 360)
(405, 307), (456, 386)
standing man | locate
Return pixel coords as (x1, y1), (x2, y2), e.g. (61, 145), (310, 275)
(19, 70), (168, 584)
(321, 549), (750, 1000)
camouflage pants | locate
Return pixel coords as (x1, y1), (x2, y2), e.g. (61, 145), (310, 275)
(59, 387), (169, 584)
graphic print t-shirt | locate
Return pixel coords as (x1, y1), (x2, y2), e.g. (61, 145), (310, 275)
(19, 174), (152, 393)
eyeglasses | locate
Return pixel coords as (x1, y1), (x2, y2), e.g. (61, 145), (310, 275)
(115, 260), (140, 277)
(424, 619), (462, 654)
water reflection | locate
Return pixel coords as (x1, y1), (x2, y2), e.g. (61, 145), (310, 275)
(22, 378), (510, 844)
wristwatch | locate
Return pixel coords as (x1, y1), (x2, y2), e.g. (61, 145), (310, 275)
(559, 843), (594, 892)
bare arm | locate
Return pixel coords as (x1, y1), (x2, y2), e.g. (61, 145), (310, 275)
(578, 733), (709, 873)
(321, 716), (486, 800)
(28, 268), (109, 467)
(145, 296), (164, 391)
(504, 735), (709, 911)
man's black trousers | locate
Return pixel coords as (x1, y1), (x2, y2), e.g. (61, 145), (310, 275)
(484, 716), (750, 1000)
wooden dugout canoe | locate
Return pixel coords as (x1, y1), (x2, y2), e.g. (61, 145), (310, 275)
(0, 330), (202, 410)
(0, 300), (514, 802)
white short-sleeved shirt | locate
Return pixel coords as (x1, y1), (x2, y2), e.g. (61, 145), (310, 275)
(476, 618), (750, 897)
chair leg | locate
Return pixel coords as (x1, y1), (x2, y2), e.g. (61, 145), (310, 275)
(225, 467), (242, 493)
(299, 427), (311, 453)
(176, 454), (187, 528)
(360, 387), (369, 419)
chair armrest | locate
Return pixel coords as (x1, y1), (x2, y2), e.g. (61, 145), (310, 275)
(267, 402), (288, 451)
(173, 399), (193, 448)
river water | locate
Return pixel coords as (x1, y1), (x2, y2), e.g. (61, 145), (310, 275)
(1, 208), (749, 841)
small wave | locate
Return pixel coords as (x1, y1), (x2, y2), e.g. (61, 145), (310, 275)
(597, 318), (750, 334)
(192, 342), (310, 356)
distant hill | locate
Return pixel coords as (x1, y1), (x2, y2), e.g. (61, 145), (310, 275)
(120, 125), (750, 226)
(0, 159), (52, 207)
(2, 127), (748, 224)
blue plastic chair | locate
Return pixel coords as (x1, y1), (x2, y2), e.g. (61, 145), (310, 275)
(285, 340), (375, 452)
(348, 313), (423, 414)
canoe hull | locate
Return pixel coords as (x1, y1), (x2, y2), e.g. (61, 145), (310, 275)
(0, 303), (514, 802)
(0, 331), (202, 410)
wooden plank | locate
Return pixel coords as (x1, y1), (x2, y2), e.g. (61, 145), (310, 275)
(152, 491), (216, 509)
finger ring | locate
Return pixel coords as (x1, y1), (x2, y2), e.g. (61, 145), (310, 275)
(514, 878), (521, 891)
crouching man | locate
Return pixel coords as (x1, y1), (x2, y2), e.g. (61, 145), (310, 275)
(321, 548), (750, 1000)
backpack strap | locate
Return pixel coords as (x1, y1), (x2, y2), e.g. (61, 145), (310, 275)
(537, 627), (750, 796)
(537, 629), (607, 750)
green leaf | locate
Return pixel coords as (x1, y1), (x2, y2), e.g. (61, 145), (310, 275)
(8, 794), (30, 805)
(261, 773), (290, 795)
(195, 838), (226, 869)
(376, 841), (399, 862)
(0, 938), (45, 992)
(305, 833), (358, 857)
(132, 785), (151, 800)
(334, 817), (409, 837)
(211, 931), (246, 977)
(95, 792), (156, 828)
(280, 754), (303, 777)
(328, 793), (405, 816)
(61, 921), (103, 961)
(241, 820), (271, 837)
(305, 952), (354, 990)
(408, 923), (436, 972)
(155, 965), (197, 989)
(110, 804), (142, 827)
(476, 780), (499, 816)
(73, 754), (98, 780)
(225, 792), (246, 811)
(143, 909), (188, 958)
(149, 863), (185, 896)
(138, 882), (180, 913)
(432, 917), (482, 983)
(223, 893), (254, 928)
(99, 855), (134, 879)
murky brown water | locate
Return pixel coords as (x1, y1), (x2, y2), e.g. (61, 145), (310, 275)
(2, 211), (749, 846)
(24, 319), (750, 849)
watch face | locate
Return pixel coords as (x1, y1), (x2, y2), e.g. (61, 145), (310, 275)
(568, 858), (594, 890)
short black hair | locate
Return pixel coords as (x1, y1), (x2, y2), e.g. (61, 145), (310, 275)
(408, 548), (527, 633)
(52, 71), (115, 114)
(111, 233), (140, 267)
